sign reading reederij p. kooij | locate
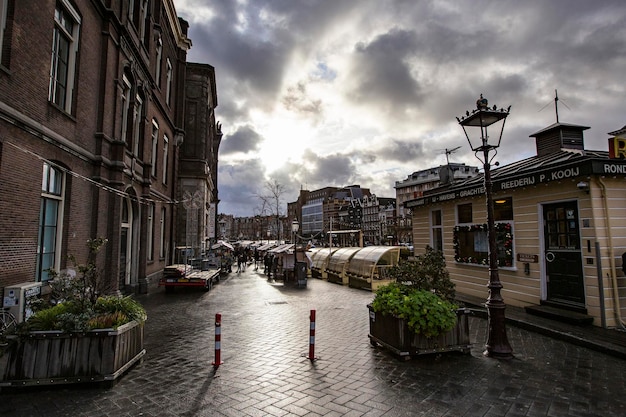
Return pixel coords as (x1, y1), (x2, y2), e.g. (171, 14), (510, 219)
(406, 157), (626, 208)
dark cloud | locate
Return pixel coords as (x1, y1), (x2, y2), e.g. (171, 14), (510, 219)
(347, 29), (423, 111)
(219, 125), (262, 155)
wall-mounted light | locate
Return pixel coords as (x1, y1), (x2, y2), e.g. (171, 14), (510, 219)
(577, 181), (590, 194)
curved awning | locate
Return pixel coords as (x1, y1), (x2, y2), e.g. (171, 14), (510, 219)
(326, 247), (361, 273)
(308, 248), (336, 269)
(346, 246), (401, 278)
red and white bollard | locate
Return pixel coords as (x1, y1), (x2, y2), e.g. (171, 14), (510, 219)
(212, 313), (224, 368)
(307, 309), (317, 361)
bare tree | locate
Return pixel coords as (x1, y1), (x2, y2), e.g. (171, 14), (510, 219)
(258, 179), (285, 241)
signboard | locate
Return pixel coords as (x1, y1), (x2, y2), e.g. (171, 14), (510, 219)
(517, 253), (538, 263)
(609, 137), (626, 159)
(406, 158), (626, 209)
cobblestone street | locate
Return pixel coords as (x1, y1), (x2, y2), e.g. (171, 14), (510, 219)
(3, 268), (626, 416)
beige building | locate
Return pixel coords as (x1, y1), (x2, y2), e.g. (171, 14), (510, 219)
(406, 121), (626, 329)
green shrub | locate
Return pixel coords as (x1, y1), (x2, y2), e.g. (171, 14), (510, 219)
(371, 283), (458, 338)
(371, 246), (458, 338)
(386, 246), (455, 302)
(21, 238), (146, 333)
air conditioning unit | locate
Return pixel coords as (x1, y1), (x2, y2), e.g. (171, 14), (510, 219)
(3, 281), (43, 323)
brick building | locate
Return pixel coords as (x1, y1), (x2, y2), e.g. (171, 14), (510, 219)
(0, 0), (216, 298)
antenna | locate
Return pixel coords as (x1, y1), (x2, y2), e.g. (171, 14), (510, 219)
(538, 89), (572, 123)
(444, 146), (461, 165)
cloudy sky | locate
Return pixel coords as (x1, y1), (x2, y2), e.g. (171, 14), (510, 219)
(174, 0), (626, 217)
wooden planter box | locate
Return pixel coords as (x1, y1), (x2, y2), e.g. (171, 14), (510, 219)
(368, 305), (471, 359)
(0, 320), (145, 387)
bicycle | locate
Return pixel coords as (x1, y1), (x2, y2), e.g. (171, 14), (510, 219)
(1, 308), (17, 338)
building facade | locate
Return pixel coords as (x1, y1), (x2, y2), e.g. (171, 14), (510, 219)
(0, 1), (216, 298)
(406, 121), (626, 328)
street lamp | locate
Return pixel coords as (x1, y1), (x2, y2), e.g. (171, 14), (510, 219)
(292, 219), (299, 280)
(457, 94), (513, 359)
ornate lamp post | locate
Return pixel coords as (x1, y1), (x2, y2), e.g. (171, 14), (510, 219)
(457, 95), (513, 359)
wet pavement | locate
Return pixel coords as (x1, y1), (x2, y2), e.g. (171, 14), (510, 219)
(2, 266), (626, 416)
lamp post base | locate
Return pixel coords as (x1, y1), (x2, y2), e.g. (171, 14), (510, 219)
(483, 302), (514, 359)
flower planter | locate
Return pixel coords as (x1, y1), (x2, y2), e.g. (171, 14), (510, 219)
(0, 320), (145, 387)
(367, 305), (471, 359)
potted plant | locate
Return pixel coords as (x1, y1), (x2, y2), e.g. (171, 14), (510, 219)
(0, 238), (146, 388)
(368, 246), (471, 359)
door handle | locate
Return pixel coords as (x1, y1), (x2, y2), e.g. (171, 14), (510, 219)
(546, 252), (555, 262)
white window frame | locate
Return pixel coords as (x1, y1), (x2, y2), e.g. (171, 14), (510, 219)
(37, 162), (65, 281)
(430, 208), (443, 252)
(132, 93), (143, 155)
(165, 58), (172, 106)
(121, 74), (131, 143)
(147, 203), (154, 261)
(155, 36), (162, 86)
(159, 207), (166, 259)
(0, 0), (7, 66)
(162, 134), (169, 184)
(138, 0), (148, 42)
(49, 0), (81, 113)
(151, 119), (159, 177)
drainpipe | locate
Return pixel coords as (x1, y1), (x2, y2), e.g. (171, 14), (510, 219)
(596, 176), (626, 329)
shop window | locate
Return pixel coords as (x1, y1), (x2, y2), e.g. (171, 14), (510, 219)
(431, 209), (443, 251)
(453, 222), (513, 267)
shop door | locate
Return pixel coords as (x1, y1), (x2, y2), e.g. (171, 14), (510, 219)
(543, 201), (585, 306)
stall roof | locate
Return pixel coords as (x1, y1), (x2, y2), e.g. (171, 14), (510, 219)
(211, 240), (234, 251)
(256, 242), (278, 251)
(346, 246), (401, 277)
(269, 243), (294, 254)
(308, 248), (336, 268)
(327, 247), (361, 272)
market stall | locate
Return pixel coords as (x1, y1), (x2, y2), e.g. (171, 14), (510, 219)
(308, 247), (336, 280)
(346, 246), (401, 291)
(326, 247), (361, 285)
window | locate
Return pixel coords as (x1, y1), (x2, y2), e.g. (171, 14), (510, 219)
(37, 163), (65, 281)
(151, 120), (159, 177)
(494, 197), (513, 221)
(159, 207), (166, 259)
(162, 134), (168, 184)
(165, 58), (172, 106)
(431, 209), (443, 252)
(147, 203), (154, 261)
(0, 0), (10, 68)
(453, 197), (514, 267)
(457, 203), (472, 224)
(155, 36), (162, 86)
(132, 92), (144, 155)
(138, 0), (148, 43)
(121, 74), (131, 143)
(49, 0), (80, 113)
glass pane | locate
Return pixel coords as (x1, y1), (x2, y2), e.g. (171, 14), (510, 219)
(44, 200), (59, 226)
(457, 204), (472, 223)
(494, 197), (513, 221)
(42, 226), (57, 253)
